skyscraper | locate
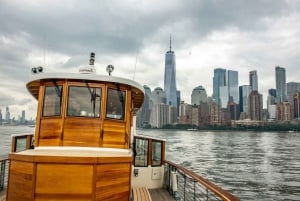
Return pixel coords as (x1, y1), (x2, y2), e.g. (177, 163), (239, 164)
(248, 91), (263, 120)
(239, 85), (251, 113)
(275, 66), (287, 103)
(227, 70), (239, 103)
(164, 36), (177, 108)
(213, 68), (226, 106)
(249, 70), (258, 91)
(191, 85), (208, 106)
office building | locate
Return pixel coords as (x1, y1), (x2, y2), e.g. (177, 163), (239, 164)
(294, 92), (300, 119)
(239, 85), (251, 114)
(249, 70), (258, 91)
(191, 85), (208, 106)
(227, 70), (239, 104)
(164, 36), (177, 108)
(275, 66), (287, 103)
(287, 82), (300, 105)
(277, 102), (292, 121)
(213, 68), (226, 106)
(248, 91), (263, 120)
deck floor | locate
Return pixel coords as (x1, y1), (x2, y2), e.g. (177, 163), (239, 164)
(148, 188), (173, 201)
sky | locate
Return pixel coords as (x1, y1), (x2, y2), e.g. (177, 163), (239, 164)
(1, 0), (300, 119)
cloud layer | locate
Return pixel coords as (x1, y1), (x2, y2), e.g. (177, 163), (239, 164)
(0, 0), (299, 118)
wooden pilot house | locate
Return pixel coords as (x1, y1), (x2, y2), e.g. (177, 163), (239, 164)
(6, 53), (166, 201)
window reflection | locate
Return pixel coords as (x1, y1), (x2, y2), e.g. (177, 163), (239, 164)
(43, 86), (62, 116)
(152, 141), (162, 166)
(106, 88), (125, 120)
(67, 86), (101, 117)
(134, 138), (148, 167)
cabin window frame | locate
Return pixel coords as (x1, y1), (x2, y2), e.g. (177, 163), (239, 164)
(134, 137), (149, 167)
(106, 87), (126, 120)
(42, 85), (63, 117)
(151, 140), (163, 167)
(67, 85), (102, 118)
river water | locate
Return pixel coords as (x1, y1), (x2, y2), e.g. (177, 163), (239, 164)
(1, 127), (299, 200)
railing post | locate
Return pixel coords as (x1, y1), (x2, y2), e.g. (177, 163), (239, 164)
(0, 159), (6, 191)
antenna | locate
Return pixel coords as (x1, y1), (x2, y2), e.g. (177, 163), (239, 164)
(132, 47), (138, 80)
(106, 65), (114, 76)
(169, 33), (172, 51)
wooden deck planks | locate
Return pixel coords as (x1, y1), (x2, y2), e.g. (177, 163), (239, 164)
(148, 188), (173, 201)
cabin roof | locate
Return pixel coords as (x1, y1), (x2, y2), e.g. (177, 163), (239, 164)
(26, 72), (145, 109)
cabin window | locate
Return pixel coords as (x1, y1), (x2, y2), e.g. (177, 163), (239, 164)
(67, 86), (101, 117)
(106, 88), (125, 120)
(134, 138), (149, 167)
(43, 86), (62, 116)
(152, 141), (162, 166)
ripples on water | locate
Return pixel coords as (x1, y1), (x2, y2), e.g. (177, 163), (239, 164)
(1, 127), (299, 200)
(141, 130), (300, 201)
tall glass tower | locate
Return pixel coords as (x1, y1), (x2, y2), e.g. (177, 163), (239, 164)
(249, 70), (258, 91)
(213, 68), (226, 106)
(275, 66), (287, 103)
(227, 70), (239, 103)
(164, 36), (177, 108)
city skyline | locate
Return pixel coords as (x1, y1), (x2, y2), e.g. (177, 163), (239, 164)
(0, 1), (300, 119)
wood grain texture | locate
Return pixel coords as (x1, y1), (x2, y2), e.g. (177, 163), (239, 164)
(96, 163), (131, 201)
(6, 161), (34, 201)
(38, 119), (63, 146)
(63, 118), (101, 147)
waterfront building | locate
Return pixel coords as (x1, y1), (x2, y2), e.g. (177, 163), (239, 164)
(209, 101), (220, 125)
(267, 89), (277, 120)
(5, 106), (10, 122)
(249, 70), (258, 91)
(213, 68), (226, 106)
(276, 102), (292, 121)
(275, 66), (287, 103)
(293, 92), (300, 119)
(178, 101), (192, 125)
(164, 36), (177, 108)
(136, 85), (152, 128)
(227, 70), (239, 104)
(287, 82), (300, 105)
(268, 105), (277, 120)
(239, 85), (252, 114)
(228, 101), (240, 120)
(191, 85), (208, 106)
(248, 91), (263, 120)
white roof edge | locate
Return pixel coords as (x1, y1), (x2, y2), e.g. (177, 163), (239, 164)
(27, 72), (145, 93)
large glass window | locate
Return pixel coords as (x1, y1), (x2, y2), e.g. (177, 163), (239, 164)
(67, 86), (101, 117)
(152, 141), (162, 166)
(106, 88), (125, 120)
(43, 86), (62, 116)
(134, 138), (149, 167)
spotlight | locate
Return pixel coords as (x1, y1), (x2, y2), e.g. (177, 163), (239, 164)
(37, 66), (43, 72)
(31, 67), (37, 74)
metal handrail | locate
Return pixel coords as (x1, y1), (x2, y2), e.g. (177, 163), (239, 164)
(165, 160), (240, 201)
(0, 156), (9, 191)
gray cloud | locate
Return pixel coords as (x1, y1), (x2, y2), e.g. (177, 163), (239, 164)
(0, 0), (299, 118)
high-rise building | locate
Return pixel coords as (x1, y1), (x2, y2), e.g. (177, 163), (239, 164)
(178, 101), (192, 124)
(227, 70), (239, 104)
(287, 82), (300, 105)
(0, 109), (2, 125)
(191, 85), (208, 106)
(249, 70), (258, 91)
(164, 36), (177, 108)
(213, 68), (226, 106)
(275, 66), (287, 103)
(293, 92), (300, 119)
(136, 85), (152, 128)
(277, 102), (292, 121)
(5, 106), (10, 122)
(239, 85), (251, 113)
(248, 91), (263, 120)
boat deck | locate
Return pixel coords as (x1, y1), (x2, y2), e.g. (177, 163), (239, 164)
(149, 188), (173, 201)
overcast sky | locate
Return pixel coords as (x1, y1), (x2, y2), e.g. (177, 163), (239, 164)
(1, 0), (300, 119)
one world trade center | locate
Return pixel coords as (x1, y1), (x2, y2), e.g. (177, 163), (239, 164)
(164, 36), (177, 108)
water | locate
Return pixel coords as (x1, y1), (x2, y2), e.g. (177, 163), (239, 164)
(1, 127), (299, 200)
(140, 130), (300, 201)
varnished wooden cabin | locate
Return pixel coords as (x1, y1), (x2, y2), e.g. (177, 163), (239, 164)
(6, 53), (167, 201)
